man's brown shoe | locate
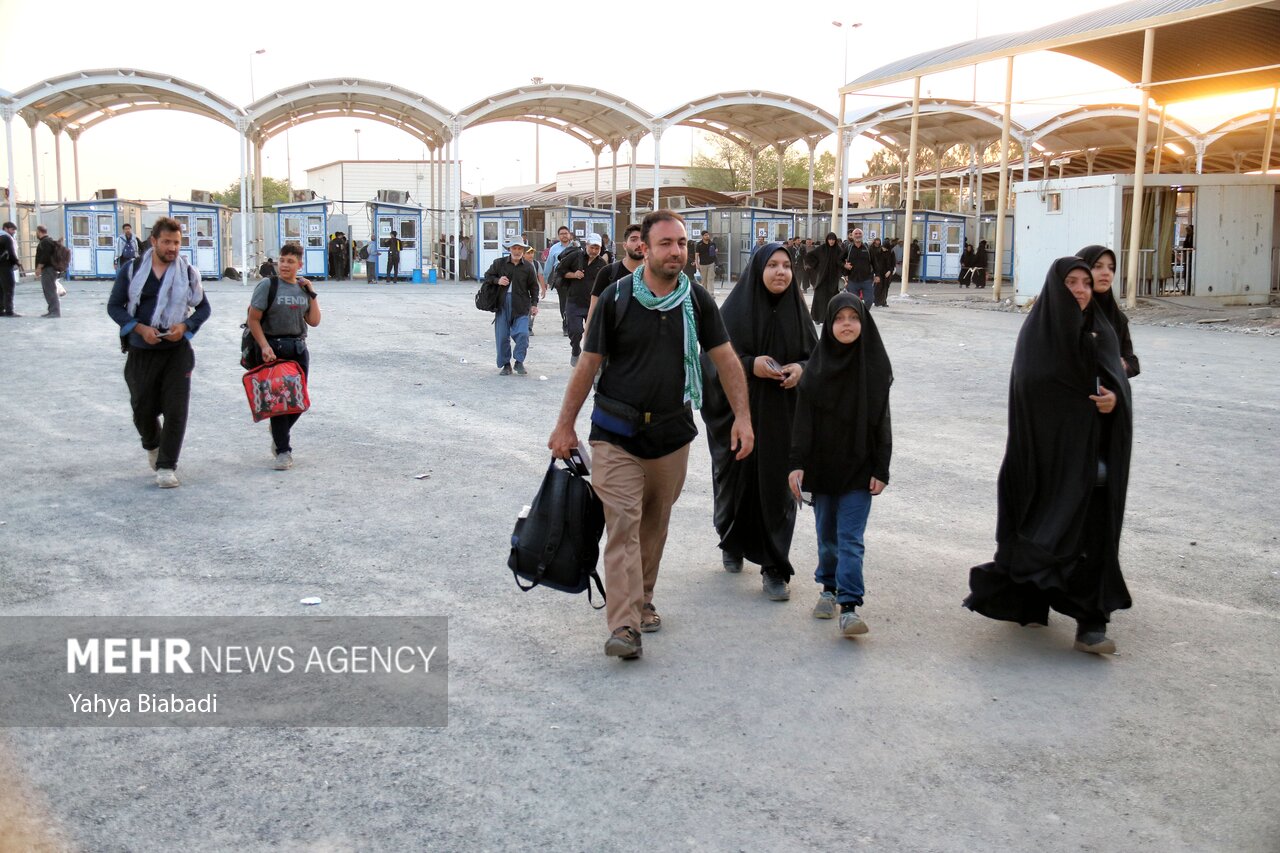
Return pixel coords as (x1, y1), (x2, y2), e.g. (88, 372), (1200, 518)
(604, 627), (642, 659)
(640, 603), (662, 633)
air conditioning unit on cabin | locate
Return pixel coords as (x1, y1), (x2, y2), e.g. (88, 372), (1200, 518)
(377, 190), (410, 204)
(95, 189), (118, 200)
(291, 189), (317, 202)
(663, 195), (687, 210)
(190, 190), (213, 204)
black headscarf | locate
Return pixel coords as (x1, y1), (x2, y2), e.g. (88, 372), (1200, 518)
(965, 257), (1133, 626)
(808, 232), (845, 285)
(798, 291), (893, 462)
(700, 243), (816, 576)
(1076, 244), (1140, 377)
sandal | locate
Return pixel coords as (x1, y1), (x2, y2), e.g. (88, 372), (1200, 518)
(640, 603), (662, 633)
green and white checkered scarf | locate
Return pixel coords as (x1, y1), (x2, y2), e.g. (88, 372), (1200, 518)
(629, 266), (702, 408)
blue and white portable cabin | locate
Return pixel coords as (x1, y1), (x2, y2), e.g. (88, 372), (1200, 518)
(543, 205), (615, 250)
(63, 198), (145, 280)
(844, 208), (969, 281)
(273, 199), (330, 278)
(975, 212), (1015, 280)
(473, 206), (529, 278)
(369, 200), (425, 280)
(677, 206), (796, 283)
(844, 208), (898, 245)
(168, 200), (233, 279)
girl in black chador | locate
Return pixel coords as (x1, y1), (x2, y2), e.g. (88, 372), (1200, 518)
(965, 257), (1134, 654)
(1076, 244), (1140, 377)
(701, 242), (817, 600)
(806, 232), (845, 323)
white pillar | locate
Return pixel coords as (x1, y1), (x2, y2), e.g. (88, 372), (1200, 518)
(975, 144), (984, 214)
(933, 144), (943, 210)
(53, 127), (63, 202)
(1153, 105), (1168, 175)
(3, 108), (16, 225)
(452, 121), (462, 282)
(592, 146), (600, 209)
(253, 140), (264, 264)
(806, 140), (817, 237)
(841, 132), (852, 235)
(1021, 143), (1030, 183)
(836, 92), (847, 236)
(70, 130), (81, 200)
(993, 57), (1014, 301)
(629, 137), (638, 218)
(775, 143), (785, 210)
(29, 121), (41, 227)
(1262, 87), (1278, 173)
(1124, 28), (1155, 310)
(652, 126), (662, 211)
(238, 119), (250, 281)
(900, 78), (922, 296)
(428, 144), (436, 253)
(748, 147), (757, 198)
(610, 142), (619, 228)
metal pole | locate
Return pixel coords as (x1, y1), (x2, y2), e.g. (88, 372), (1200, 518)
(748, 148), (757, 198)
(452, 124), (461, 282)
(933, 145), (942, 210)
(841, 131), (851, 236)
(1124, 28), (1155, 311)
(1262, 87), (1279, 172)
(238, 121), (249, 282)
(652, 127), (662, 211)
(592, 147), (600, 209)
(775, 143), (784, 210)
(29, 122), (41, 228)
(1153, 105), (1167, 174)
(630, 137), (638, 218)
(992, 58), (1014, 301)
(900, 76), (922, 297)
(4, 110), (17, 224)
(807, 141), (816, 237)
(53, 129), (63, 202)
(71, 132), (81, 200)
(836, 93), (846, 236)
(610, 143), (619, 229)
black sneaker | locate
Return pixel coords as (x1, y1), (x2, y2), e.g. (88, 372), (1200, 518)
(499, 364), (512, 376)
(604, 627), (642, 659)
(721, 550), (743, 573)
(762, 570), (790, 601)
(1074, 630), (1117, 655)
(513, 362), (528, 375)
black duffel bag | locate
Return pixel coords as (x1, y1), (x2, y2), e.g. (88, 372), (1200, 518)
(508, 458), (606, 607)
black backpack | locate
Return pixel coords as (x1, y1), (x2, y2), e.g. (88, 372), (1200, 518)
(550, 244), (584, 288)
(475, 281), (501, 312)
(52, 239), (71, 272)
(508, 459), (606, 607)
(240, 277), (280, 368)
(359, 243), (370, 261)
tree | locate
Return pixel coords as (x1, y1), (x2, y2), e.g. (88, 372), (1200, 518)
(211, 176), (293, 210)
(688, 138), (836, 194)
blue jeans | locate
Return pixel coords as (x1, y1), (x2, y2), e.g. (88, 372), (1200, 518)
(847, 278), (875, 307)
(812, 489), (873, 606)
(495, 290), (530, 367)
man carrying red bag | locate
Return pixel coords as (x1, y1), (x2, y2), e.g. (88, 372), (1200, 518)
(246, 242), (321, 470)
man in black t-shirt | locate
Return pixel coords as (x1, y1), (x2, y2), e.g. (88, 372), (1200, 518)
(567, 235), (607, 366)
(588, 222), (643, 327)
(548, 211), (754, 660)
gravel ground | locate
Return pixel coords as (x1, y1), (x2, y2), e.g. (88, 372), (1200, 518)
(0, 276), (1277, 852)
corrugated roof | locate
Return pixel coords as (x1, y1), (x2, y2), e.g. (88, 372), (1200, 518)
(843, 0), (1280, 104)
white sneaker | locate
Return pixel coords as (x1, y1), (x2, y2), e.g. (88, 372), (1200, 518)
(812, 591), (837, 619)
(155, 468), (180, 489)
(147, 448), (159, 471)
(273, 451), (293, 470)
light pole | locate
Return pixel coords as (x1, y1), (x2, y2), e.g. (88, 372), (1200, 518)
(354, 128), (361, 160)
(530, 76), (543, 184)
(831, 21), (861, 84)
(248, 48), (266, 101)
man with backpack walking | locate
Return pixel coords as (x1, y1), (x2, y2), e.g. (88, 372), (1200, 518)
(547, 210), (754, 660)
(116, 224), (142, 270)
(482, 237), (540, 375)
(106, 217), (212, 489)
(33, 226), (62, 318)
(544, 226), (581, 336)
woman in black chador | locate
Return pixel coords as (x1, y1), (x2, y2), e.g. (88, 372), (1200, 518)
(701, 242), (817, 600)
(806, 232), (845, 323)
(1076, 244), (1140, 377)
(964, 257), (1134, 654)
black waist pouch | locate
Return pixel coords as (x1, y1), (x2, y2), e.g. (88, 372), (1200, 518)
(590, 392), (688, 438)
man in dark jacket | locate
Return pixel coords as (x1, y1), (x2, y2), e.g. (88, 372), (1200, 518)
(33, 226), (60, 318)
(0, 221), (22, 316)
(483, 238), (540, 375)
(843, 227), (876, 309)
(567, 234), (607, 367)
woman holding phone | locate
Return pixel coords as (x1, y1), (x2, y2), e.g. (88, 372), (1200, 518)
(700, 242), (816, 601)
(965, 257), (1134, 654)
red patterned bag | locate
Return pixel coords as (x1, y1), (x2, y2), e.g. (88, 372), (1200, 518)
(242, 360), (309, 423)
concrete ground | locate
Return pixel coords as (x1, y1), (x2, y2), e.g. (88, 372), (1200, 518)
(0, 275), (1277, 852)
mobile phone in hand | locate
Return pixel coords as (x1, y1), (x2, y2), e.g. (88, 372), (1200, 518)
(764, 357), (783, 375)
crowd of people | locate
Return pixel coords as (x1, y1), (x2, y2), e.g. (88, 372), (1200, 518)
(93, 211), (1138, 664)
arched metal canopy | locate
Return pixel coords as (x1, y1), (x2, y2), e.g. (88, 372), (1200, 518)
(844, 98), (1008, 150)
(1025, 103), (1199, 153)
(659, 91), (837, 151)
(458, 84), (651, 150)
(246, 79), (453, 147)
(844, 0), (1280, 105)
(8, 68), (241, 133)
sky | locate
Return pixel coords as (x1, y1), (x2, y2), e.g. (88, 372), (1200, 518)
(1, 0), (1274, 204)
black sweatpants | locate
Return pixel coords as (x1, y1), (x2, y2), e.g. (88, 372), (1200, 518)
(124, 342), (195, 470)
(387, 255), (400, 282)
(269, 347), (310, 454)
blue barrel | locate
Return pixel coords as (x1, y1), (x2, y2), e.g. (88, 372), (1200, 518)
(427, 267), (438, 284)
(411, 269), (423, 284)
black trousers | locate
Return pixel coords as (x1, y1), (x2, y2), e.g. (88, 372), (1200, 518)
(124, 342), (194, 470)
(269, 346), (310, 454)
(387, 255), (400, 281)
(566, 303), (588, 356)
(0, 265), (15, 314)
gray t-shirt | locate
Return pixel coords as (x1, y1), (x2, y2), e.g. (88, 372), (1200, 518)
(250, 277), (310, 338)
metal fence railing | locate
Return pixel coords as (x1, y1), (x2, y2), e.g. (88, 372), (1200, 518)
(1119, 248), (1195, 297)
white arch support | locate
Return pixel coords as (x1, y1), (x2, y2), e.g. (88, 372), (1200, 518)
(247, 79), (452, 148)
